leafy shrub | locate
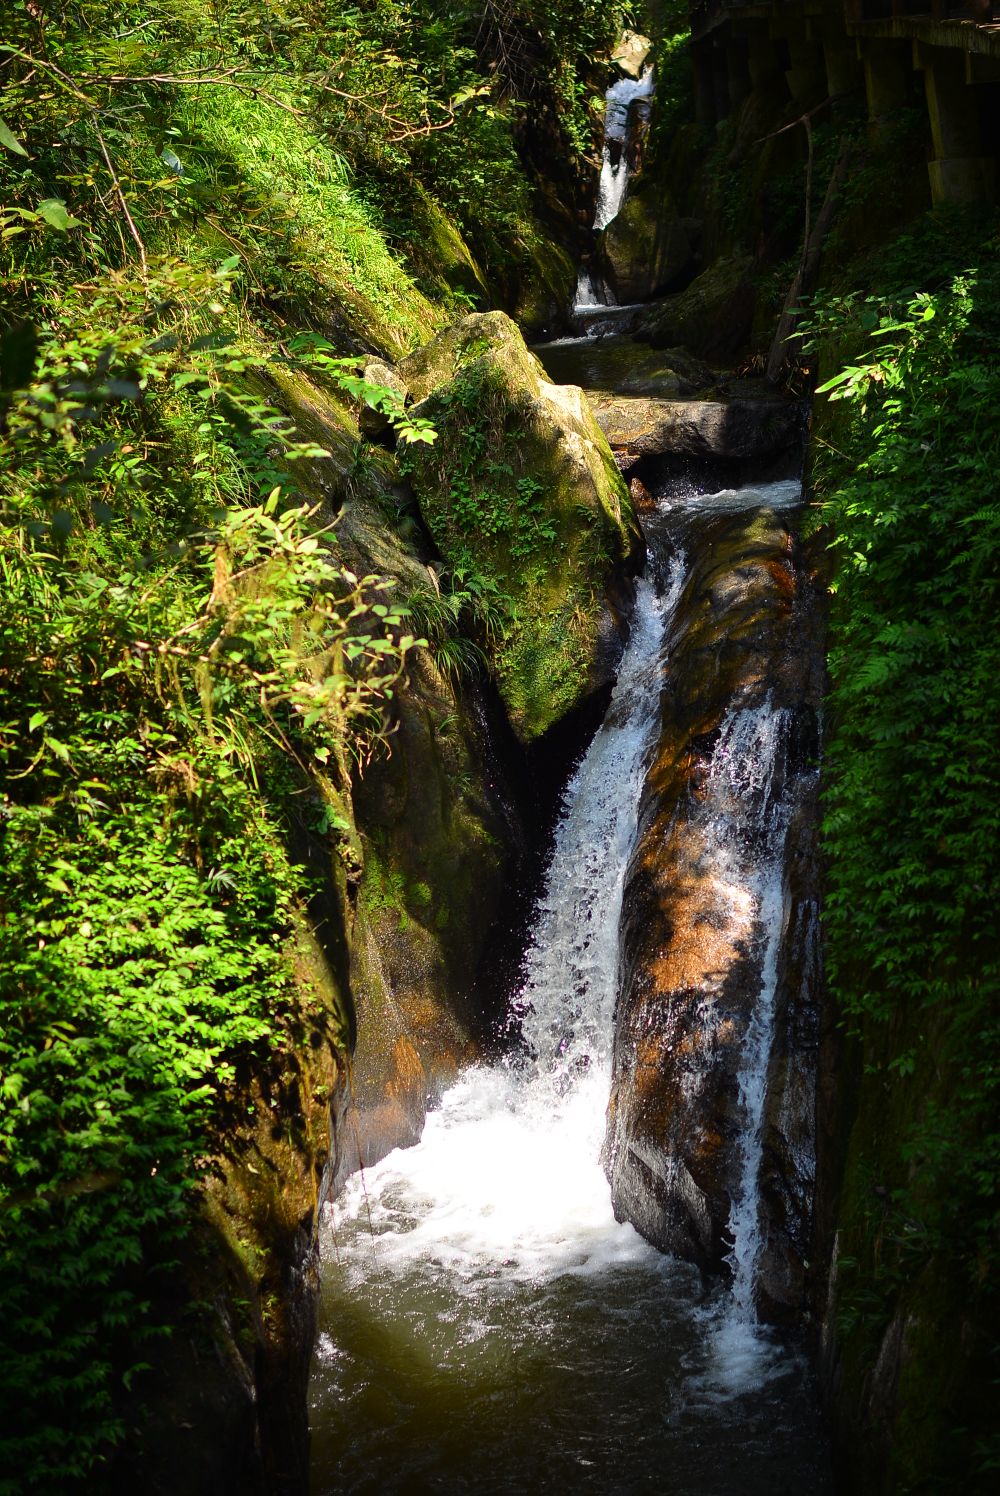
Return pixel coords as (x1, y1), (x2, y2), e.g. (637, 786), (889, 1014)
(804, 255), (1000, 1471)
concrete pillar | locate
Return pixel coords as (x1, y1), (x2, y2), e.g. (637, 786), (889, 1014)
(786, 37), (826, 108)
(824, 41), (863, 100)
(863, 40), (910, 125)
(924, 50), (995, 203)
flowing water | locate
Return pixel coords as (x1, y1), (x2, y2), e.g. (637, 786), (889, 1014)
(593, 67), (655, 233)
(572, 66), (655, 322)
(309, 483), (832, 1495)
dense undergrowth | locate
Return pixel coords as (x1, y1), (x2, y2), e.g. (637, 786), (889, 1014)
(803, 213), (1000, 1486)
(0, 1), (627, 1488)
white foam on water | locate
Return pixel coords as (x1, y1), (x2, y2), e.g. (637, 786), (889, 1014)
(684, 698), (797, 1388)
(323, 490), (810, 1406)
(328, 565), (684, 1294)
(667, 478), (803, 513)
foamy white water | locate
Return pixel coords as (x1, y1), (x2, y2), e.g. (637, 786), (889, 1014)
(594, 67), (655, 232)
(311, 483), (832, 1495)
(329, 566), (682, 1287)
(692, 700), (797, 1391)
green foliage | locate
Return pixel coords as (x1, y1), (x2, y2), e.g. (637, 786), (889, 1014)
(290, 334), (438, 446)
(401, 565), (509, 683)
(803, 253), (1000, 1475)
(0, 2), (614, 1483)
(0, 242), (425, 1486)
(0, 806), (294, 1486)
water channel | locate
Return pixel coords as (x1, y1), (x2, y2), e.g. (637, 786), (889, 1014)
(308, 48), (832, 1491)
(308, 469), (833, 1494)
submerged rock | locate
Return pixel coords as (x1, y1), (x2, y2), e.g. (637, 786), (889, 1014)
(532, 333), (714, 401)
(401, 311), (639, 742)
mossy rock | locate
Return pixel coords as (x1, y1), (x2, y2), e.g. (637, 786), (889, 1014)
(508, 232), (577, 340)
(598, 185), (693, 303)
(332, 488), (528, 1174)
(400, 185), (491, 309)
(400, 312), (638, 742)
(634, 254), (757, 360)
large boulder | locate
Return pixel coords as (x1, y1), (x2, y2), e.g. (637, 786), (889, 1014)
(598, 190), (693, 303)
(332, 489), (529, 1179)
(603, 502), (827, 1316)
(612, 29), (652, 79)
(401, 312), (638, 742)
(507, 233), (577, 342)
(590, 394), (803, 462)
(633, 254), (757, 360)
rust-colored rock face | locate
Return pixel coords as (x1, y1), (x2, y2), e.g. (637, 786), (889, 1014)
(603, 500), (827, 1318)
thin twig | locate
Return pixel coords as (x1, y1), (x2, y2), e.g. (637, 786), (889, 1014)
(90, 111), (147, 279)
(754, 97), (834, 148)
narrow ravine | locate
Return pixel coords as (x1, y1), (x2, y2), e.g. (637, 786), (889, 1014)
(308, 479), (832, 1494)
(573, 65), (653, 328)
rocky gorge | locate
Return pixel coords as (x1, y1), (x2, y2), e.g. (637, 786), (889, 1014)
(2, 4), (996, 1495)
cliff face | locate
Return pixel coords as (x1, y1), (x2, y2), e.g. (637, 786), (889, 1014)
(109, 293), (639, 1493)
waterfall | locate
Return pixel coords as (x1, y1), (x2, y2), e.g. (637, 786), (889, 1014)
(573, 267), (612, 312)
(701, 701), (794, 1316)
(323, 566), (681, 1287)
(310, 489), (832, 1491)
(593, 66), (654, 233)
(516, 559), (686, 1094)
(572, 64), (654, 320)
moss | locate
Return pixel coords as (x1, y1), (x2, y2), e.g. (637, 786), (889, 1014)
(508, 230), (577, 337)
(175, 89), (443, 356)
(638, 254), (757, 359)
(400, 312), (636, 741)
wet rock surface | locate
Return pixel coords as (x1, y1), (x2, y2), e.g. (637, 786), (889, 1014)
(603, 496), (827, 1311)
(533, 333), (715, 400)
(631, 255), (757, 360)
(591, 394), (803, 463)
(598, 190), (694, 303)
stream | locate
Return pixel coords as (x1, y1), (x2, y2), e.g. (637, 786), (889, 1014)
(308, 50), (832, 1493)
(308, 474), (833, 1493)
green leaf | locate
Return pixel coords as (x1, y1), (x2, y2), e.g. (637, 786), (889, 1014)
(0, 116), (28, 156)
(36, 198), (83, 233)
(28, 711), (48, 733)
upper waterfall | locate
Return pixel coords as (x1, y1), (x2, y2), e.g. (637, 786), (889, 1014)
(593, 65), (654, 232)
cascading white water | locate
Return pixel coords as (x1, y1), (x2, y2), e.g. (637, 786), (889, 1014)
(708, 702), (794, 1319)
(572, 267), (612, 312)
(310, 486), (833, 1493)
(516, 561), (685, 1086)
(593, 66), (654, 233)
(571, 64), (655, 320)
(678, 699), (797, 1397)
(326, 564), (683, 1288)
